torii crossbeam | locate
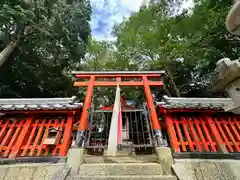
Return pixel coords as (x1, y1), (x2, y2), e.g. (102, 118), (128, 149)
(72, 71), (165, 147)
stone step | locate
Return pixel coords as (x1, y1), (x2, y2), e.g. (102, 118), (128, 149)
(78, 163), (163, 176)
(67, 175), (177, 180)
(84, 155), (158, 163)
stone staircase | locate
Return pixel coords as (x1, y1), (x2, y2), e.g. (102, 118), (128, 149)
(66, 155), (177, 180)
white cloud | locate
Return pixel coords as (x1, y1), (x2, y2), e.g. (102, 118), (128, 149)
(90, 0), (193, 41)
(182, 0), (194, 9)
(120, 0), (146, 12)
(90, 0), (146, 41)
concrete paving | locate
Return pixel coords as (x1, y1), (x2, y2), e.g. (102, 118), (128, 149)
(0, 163), (64, 180)
(173, 159), (240, 180)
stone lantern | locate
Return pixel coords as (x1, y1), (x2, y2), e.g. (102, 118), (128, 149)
(213, 58), (240, 114)
(226, 0), (240, 35)
(212, 1), (240, 114)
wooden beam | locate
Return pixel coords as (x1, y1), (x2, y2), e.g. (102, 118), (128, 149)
(75, 74), (161, 78)
(72, 71), (165, 75)
(74, 81), (163, 87)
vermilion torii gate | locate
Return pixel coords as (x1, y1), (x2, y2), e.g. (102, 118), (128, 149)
(72, 71), (165, 147)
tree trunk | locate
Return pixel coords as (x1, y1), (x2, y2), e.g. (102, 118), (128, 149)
(165, 66), (181, 97)
(0, 38), (20, 67)
(0, 0), (33, 68)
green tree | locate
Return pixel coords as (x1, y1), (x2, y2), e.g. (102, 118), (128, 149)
(114, 0), (236, 97)
(0, 0), (91, 98)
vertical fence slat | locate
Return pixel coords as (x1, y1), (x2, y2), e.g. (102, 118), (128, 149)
(181, 116), (194, 152)
(29, 120), (46, 156)
(0, 121), (17, 153)
(206, 116), (227, 153)
(36, 120), (52, 156)
(9, 117), (33, 158)
(193, 116), (210, 152)
(228, 117), (240, 142)
(215, 118), (234, 152)
(199, 116), (217, 152)
(221, 117), (240, 152)
(60, 114), (73, 157)
(5, 120), (25, 157)
(174, 116), (187, 152)
(0, 120), (10, 142)
(0, 121), (3, 129)
(186, 116), (202, 152)
(21, 120), (39, 156)
(51, 119), (65, 156)
(234, 117), (240, 130)
(43, 119), (59, 156)
(165, 114), (180, 152)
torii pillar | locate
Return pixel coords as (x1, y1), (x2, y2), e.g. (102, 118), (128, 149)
(72, 71), (166, 147)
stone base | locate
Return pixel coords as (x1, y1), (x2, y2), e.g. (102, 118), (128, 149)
(173, 159), (240, 180)
(155, 147), (173, 175)
(67, 148), (85, 175)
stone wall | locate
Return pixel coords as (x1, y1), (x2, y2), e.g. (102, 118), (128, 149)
(0, 163), (64, 180)
(173, 159), (240, 180)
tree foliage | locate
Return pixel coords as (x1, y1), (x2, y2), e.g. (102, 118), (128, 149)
(0, 0), (91, 98)
(113, 0), (237, 97)
(0, 0), (237, 101)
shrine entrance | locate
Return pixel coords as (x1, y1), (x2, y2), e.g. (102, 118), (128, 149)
(72, 71), (165, 153)
(84, 105), (155, 155)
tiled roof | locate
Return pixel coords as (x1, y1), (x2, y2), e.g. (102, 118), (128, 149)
(0, 96), (82, 111)
(156, 96), (234, 110)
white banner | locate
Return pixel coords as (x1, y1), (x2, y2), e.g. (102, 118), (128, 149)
(106, 84), (121, 156)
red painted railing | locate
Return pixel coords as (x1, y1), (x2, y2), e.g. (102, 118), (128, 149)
(0, 115), (73, 158)
(165, 113), (240, 153)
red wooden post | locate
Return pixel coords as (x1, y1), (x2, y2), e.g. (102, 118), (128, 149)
(142, 75), (160, 130)
(116, 77), (122, 145)
(37, 120), (52, 156)
(142, 75), (163, 146)
(60, 113), (73, 156)
(199, 116), (217, 152)
(174, 116), (187, 152)
(206, 116), (228, 153)
(186, 116), (202, 152)
(228, 117), (240, 142)
(21, 120), (39, 156)
(8, 119), (30, 158)
(193, 116), (210, 152)
(78, 75), (95, 131)
(181, 116), (194, 152)
(29, 120), (46, 156)
(9, 117), (33, 158)
(0, 121), (17, 153)
(52, 118), (65, 156)
(0, 120), (10, 142)
(222, 117), (240, 152)
(76, 75), (95, 147)
(165, 113), (180, 152)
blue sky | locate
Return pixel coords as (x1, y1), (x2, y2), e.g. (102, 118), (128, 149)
(90, 0), (193, 41)
(90, 0), (146, 41)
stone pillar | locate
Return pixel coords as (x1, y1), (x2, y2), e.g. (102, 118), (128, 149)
(66, 148), (85, 175)
(213, 58), (240, 114)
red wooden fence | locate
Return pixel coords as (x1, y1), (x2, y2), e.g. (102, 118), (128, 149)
(0, 115), (73, 158)
(165, 113), (240, 153)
